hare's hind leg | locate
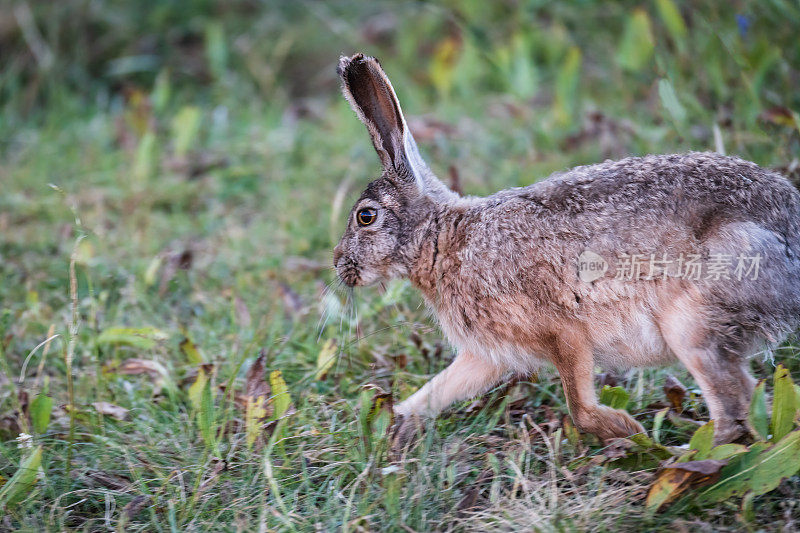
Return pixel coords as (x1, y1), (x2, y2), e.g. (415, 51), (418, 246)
(549, 333), (645, 441)
(658, 297), (757, 444)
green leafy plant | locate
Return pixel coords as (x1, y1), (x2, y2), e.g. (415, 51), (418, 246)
(599, 385), (630, 410)
(648, 364), (800, 511)
(0, 446), (43, 510)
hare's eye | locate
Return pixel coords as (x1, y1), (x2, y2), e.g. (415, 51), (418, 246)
(357, 208), (377, 226)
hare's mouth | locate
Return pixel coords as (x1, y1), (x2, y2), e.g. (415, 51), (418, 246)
(340, 270), (360, 287)
(337, 259), (361, 287)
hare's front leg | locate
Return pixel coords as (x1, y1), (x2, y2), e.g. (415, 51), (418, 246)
(391, 351), (506, 452)
(395, 351), (507, 418)
(552, 335), (645, 441)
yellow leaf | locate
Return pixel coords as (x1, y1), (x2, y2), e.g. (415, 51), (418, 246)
(269, 370), (291, 419)
(315, 339), (337, 381)
(189, 366), (209, 411)
(180, 336), (204, 365)
(245, 395), (268, 449)
(646, 459), (726, 512)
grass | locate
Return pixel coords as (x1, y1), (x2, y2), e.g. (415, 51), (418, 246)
(1, 0), (800, 530)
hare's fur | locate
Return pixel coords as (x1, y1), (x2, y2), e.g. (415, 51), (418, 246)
(333, 53), (800, 444)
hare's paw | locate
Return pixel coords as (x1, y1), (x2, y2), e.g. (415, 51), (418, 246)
(714, 418), (749, 445)
(388, 414), (423, 461)
(574, 405), (645, 442)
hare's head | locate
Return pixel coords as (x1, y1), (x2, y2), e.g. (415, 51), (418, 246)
(333, 54), (455, 287)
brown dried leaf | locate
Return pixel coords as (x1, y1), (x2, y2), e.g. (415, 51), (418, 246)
(116, 358), (167, 379)
(0, 414), (22, 439)
(123, 495), (152, 519)
(92, 402), (129, 421)
(158, 249), (193, 296)
(597, 372), (619, 388)
(663, 374), (687, 412)
(241, 351), (273, 449)
(646, 459), (727, 512)
(392, 353), (408, 369)
(758, 106), (796, 127)
(362, 383), (394, 415)
(456, 468), (493, 516)
(541, 405), (562, 433)
(244, 351), (270, 406)
(80, 469), (132, 491)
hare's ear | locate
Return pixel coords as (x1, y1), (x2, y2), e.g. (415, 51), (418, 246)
(337, 53), (429, 190)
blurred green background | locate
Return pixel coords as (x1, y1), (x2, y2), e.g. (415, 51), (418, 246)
(1, 1), (800, 530)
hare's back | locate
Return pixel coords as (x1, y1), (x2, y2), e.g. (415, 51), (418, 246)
(507, 151), (800, 243)
(505, 151), (800, 342)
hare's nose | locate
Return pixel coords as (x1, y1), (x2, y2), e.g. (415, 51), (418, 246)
(333, 245), (343, 267)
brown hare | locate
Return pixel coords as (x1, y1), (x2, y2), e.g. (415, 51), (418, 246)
(332, 53), (800, 446)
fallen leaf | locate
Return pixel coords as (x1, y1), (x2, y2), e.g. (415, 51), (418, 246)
(315, 339), (338, 381)
(188, 364), (214, 412)
(122, 495), (152, 519)
(758, 106), (797, 128)
(363, 383), (393, 418)
(647, 459), (727, 511)
(269, 370), (292, 420)
(92, 402), (129, 421)
(79, 470), (132, 491)
(242, 352), (272, 448)
(541, 405), (562, 433)
(245, 352), (270, 400)
(179, 336), (204, 364)
(116, 358), (168, 379)
(698, 430), (800, 503)
(456, 469), (493, 516)
(663, 374), (687, 412)
(158, 249), (193, 296)
(628, 433), (678, 460)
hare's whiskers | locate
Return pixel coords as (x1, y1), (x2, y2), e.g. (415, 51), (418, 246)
(315, 280), (345, 342)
